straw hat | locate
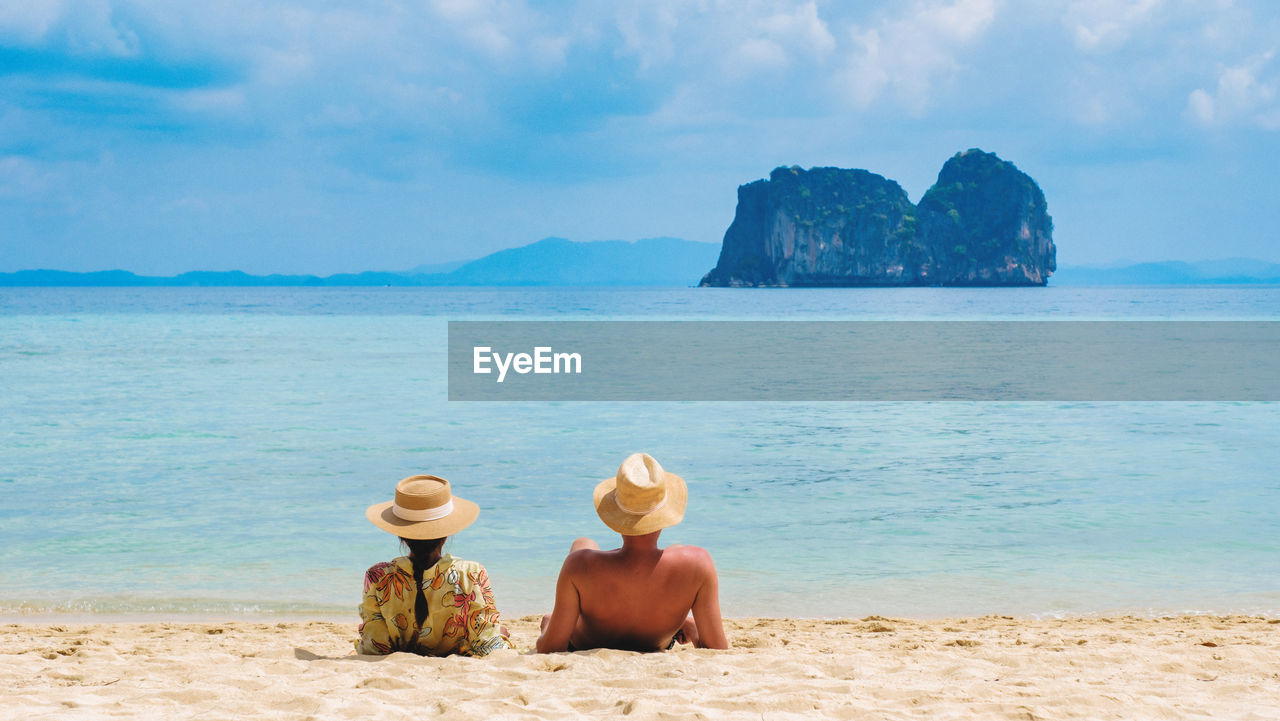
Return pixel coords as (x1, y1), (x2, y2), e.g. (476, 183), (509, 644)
(366, 475), (479, 540)
(593, 453), (687, 535)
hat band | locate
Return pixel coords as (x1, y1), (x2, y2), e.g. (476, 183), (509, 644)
(393, 499), (454, 522)
(616, 493), (666, 516)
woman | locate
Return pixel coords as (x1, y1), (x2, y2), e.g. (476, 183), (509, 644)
(356, 474), (513, 656)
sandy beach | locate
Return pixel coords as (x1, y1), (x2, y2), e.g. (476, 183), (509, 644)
(2, 614), (1277, 720)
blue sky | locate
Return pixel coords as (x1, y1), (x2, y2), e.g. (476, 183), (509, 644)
(1, 0), (1278, 274)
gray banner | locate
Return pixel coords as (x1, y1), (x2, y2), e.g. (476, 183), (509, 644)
(447, 321), (1280, 401)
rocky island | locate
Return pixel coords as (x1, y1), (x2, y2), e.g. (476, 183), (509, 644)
(699, 149), (1056, 287)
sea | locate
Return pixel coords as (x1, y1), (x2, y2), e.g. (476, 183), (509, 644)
(1, 286), (1277, 621)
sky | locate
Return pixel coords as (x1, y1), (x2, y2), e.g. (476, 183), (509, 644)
(1, 0), (1278, 275)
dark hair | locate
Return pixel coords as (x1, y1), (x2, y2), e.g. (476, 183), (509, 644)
(401, 536), (447, 628)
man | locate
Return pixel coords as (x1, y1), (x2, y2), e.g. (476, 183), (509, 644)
(536, 453), (728, 652)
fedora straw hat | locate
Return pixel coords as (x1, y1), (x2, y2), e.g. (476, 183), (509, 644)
(366, 475), (479, 540)
(593, 453), (687, 536)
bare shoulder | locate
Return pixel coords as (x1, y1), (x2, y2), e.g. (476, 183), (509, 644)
(663, 544), (716, 572)
(561, 547), (604, 574)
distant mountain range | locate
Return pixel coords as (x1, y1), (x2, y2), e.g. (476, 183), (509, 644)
(1051, 259), (1280, 285)
(435, 236), (720, 285)
(0, 237), (722, 287)
(2, 238), (1278, 286)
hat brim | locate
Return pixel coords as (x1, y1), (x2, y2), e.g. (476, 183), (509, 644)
(365, 496), (479, 540)
(593, 472), (687, 536)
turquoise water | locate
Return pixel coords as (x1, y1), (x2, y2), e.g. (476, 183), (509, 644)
(1, 286), (1278, 619)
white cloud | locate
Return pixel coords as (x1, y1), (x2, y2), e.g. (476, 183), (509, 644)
(614, 0), (686, 71)
(251, 47), (313, 85)
(838, 0), (998, 113)
(310, 103), (364, 128)
(1186, 87), (1215, 124)
(843, 27), (888, 108)
(1073, 93), (1112, 127)
(924, 0), (999, 41)
(727, 1), (835, 75)
(426, 0), (562, 61)
(1187, 52), (1279, 130)
(66, 0), (139, 55)
(617, 0), (836, 77)
(1064, 0), (1164, 53)
(729, 37), (789, 74)
(172, 87), (247, 114)
(0, 0), (139, 55)
(758, 1), (836, 58)
(0, 0), (67, 43)
(0, 155), (56, 199)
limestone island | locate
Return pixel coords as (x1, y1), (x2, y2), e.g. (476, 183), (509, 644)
(699, 149), (1056, 287)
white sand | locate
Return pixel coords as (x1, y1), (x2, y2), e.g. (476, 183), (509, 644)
(3, 614), (1278, 720)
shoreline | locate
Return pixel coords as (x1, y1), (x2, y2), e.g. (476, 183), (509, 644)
(6, 611), (1279, 631)
(4, 614), (1277, 719)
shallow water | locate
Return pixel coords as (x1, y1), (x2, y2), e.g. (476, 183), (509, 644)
(1, 286), (1277, 618)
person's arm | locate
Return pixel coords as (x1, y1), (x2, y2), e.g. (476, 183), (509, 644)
(354, 564), (394, 655)
(536, 554), (583, 653)
(463, 564), (514, 656)
(690, 551), (728, 650)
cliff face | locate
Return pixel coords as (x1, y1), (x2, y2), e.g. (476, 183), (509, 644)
(915, 150), (1056, 285)
(700, 167), (922, 287)
(700, 149), (1056, 287)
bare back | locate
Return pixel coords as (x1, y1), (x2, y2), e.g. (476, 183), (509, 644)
(536, 533), (728, 652)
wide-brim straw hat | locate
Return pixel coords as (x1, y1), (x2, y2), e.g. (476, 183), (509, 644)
(366, 475), (479, 540)
(594, 453), (687, 536)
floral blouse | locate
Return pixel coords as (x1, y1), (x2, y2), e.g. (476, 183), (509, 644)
(355, 554), (513, 657)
